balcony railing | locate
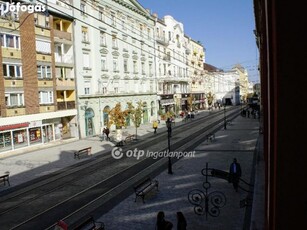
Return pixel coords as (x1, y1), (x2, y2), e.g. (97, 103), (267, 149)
(57, 101), (76, 110)
(156, 36), (169, 46)
(55, 54), (73, 64)
(54, 29), (72, 41)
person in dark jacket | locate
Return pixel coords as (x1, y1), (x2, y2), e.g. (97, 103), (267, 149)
(156, 211), (173, 230)
(229, 158), (242, 192)
(176, 211), (187, 230)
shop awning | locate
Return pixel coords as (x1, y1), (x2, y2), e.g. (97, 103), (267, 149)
(0, 123), (29, 131)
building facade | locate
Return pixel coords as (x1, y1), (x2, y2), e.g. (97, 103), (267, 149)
(73, 0), (157, 137)
(0, 0), (78, 153)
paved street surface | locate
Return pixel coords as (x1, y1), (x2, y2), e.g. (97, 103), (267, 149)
(0, 109), (264, 230)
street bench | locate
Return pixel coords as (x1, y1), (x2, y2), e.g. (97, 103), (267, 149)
(206, 133), (215, 142)
(72, 216), (104, 230)
(125, 134), (136, 144)
(0, 172), (10, 186)
(74, 147), (92, 159)
(210, 169), (230, 181)
(227, 119), (232, 125)
(134, 177), (159, 203)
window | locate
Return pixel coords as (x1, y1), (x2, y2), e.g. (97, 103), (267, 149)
(83, 53), (90, 69)
(140, 24), (143, 36)
(37, 65), (51, 79)
(112, 35), (118, 48)
(149, 63), (153, 76)
(2, 64), (22, 78)
(0, 33), (20, 49)
(36, 40), (51, 54)
(102, 87), (107, 94)
(99, 7), (104, 21)
(84, 80), (90, 95)
(124, 59), (128, 72)
(111, 12), (116, 26)
(147, 28), (151, 39)
(100, 31), (106, 46)
(39, 91), (53, 104)
(101, 57), (107, 71)
(5, 93), (24, 107)
(141, 62), (145, 74)
(121, 20), (126, 30)
(80, 2), (86, 15)
(113, 59), (118, 72)
(82, 26), (89, 43)
(114, 87), (118, 93)
(34, 13), (49, 28)
(133, 61), (138, 73)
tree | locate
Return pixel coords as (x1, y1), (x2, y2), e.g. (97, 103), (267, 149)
(108, 102), (129, 129)
(127, 101), (144, 140)
(207, 92), (214, 106)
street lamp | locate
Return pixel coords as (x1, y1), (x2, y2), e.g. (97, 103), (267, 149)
(166, 118), (173, 174)
(223, 103), (227, 130)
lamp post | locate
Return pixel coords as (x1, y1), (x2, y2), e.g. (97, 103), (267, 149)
(166, 118), (173, 174)
(223, 104), (227, 130)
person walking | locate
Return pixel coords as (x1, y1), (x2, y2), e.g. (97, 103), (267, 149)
(229, 158), (242, 192)
(156, 211), (173, 230)
(104, 127), (110, 141)
(176, 211), (187, 230)
(153, 120), (158, 134)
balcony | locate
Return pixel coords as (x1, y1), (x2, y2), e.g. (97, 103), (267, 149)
(54, 29), (72, 41)
(156, 36), (169, 46)
(55, 54), (73, 64)
(57, 101), (76, 110)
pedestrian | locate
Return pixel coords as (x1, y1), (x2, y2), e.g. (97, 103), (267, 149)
(166, 118), (172, 137)
(229, 158), (242, 192)
(104, 127), (110, 141)
(176, 211), (187, 230)
(156, 211), (173, 230)
(153, 120), (158, 134)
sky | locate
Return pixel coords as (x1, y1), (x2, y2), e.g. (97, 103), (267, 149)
(137, 0), (259, 83)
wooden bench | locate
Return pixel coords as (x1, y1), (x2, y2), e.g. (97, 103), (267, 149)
(73, 216), (104, 230)
(0, 172), (10, 186)
(134, 177), (159, 203)
(74, 147), (92, 159)
(124, 134), (136, 144)
(206, 133), (215, 142)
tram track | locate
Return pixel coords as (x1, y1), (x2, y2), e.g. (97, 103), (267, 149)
(0, 106), (240, 230)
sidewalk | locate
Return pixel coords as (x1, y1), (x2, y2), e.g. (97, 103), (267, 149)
(95, 115), (263, 230)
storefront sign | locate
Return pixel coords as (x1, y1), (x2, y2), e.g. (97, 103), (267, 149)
(0, 123), (29, 131)
(29, 120), (42, 128)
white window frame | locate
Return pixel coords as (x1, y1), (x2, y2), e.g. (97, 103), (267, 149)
(37, 65), (52, 79)
(5, 93), (24, 107)
(39, 91), (54, 104)
(0, 33), (20, 49)
(2, 63), (22, 78)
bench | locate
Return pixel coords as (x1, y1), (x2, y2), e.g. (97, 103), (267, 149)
(134, 177), (159, 203)
(74, 147), (92, 159)
(206, 133), (215, 142)
(124, 134), (136, 144)
(72, 216), (104, 230)
(0, 172), (10, 186)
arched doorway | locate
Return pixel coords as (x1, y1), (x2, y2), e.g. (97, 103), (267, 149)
(103, 106), (110, 127)
(85, 108), (95, 136)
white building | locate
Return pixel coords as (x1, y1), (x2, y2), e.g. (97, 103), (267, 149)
(154, 15), (190, 116)
(72, 0), (157, 137)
